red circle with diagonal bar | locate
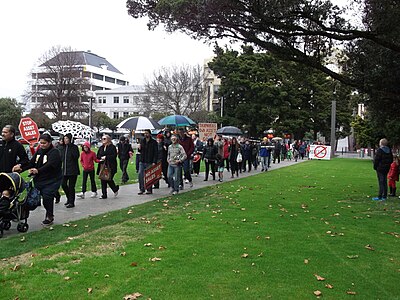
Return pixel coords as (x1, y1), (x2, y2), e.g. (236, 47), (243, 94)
(314, 146), (327, 159)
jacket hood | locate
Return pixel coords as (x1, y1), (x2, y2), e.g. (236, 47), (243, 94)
(83, 141), (91, 149)
(381, 146), (391, 153)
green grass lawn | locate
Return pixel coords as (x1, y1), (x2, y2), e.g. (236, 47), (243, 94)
(1, 159), (399, 299)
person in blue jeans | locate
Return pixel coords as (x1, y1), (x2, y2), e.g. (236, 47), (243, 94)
(167, 135), (187, 195)
(137, 129), (158, 195)
(372, 138), (393, 200)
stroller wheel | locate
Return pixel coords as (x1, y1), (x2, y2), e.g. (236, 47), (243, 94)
(3, 221), (11, 231)
(17, 223), (29, 233)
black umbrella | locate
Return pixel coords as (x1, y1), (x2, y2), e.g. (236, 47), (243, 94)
(216, 126), (243, 136)
(117, 116), (162, 130)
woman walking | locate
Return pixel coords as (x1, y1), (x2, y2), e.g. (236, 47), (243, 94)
(202, 138), (217, 181)
(229, 137), (241, 178)
(97, 135), (119, 199)
(77, 142), (99, 199)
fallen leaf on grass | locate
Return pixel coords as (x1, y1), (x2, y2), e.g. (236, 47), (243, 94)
(144, 243), (153, 247)
(365, 244), (375, 251)
(304, 259), (309, 264)
(130, 262), (138, 267)
(87, 288), (93, 294)
(241, 253), (249, 258)
(120, 252), (127, 256)
(149, 257), (161, 262)
(123, 292), (142, 300)
(347, 255), (359, 259)
(346, 291), (357, 295)
(314, 274), (325, 281)
(158, 245), (166, 251)
(313, 290), (322, 296)
(64, 276), (71, 281)
(11, 264), (20, 272)
(325, 284), (333, 289)
(20, 236), (25, 242)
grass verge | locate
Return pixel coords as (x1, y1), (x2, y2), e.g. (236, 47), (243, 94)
(1, 158), (399, 299)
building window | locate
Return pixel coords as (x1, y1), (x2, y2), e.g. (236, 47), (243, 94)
(92, 73), (104, 81)
(123, 112), (129, 118)
(105, 76), (115, 84)
(123, 96), (129, 104)
(113, 112), (119, 119)
(117, 79), (126, 85)
(113, 96), (119, 104)
(98, 96), (106, 104)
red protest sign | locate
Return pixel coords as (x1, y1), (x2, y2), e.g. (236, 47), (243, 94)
(144, 161), (163, 190)
(18, 117), (40, 145)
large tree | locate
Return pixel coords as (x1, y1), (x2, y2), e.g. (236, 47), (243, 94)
(126, 0), (400, 100)
(143, 64), (204, 116)
(0, 98), (23, 129)
(209, 46), (353, 139)
(28, 46), (90, 120)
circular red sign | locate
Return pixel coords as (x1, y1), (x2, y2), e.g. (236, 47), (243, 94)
(18, 117), (40, 145)
(314, 146), (327, 158)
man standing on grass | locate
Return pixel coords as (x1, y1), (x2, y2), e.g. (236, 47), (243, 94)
(137, 129), (158, 195)
(1, 125), (29, 173)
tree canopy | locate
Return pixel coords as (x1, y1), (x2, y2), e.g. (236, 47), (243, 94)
(0, 98), (23, 129)
(209, 46), (353, 139)
(126, 0), (400, 98)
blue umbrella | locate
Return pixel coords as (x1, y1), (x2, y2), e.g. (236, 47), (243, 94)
(158, 115), (196, 126)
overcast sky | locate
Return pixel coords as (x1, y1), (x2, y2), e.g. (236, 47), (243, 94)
(0, 0), (215, 100)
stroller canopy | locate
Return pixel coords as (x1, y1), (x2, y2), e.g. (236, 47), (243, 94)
(0, 172), (26, 199)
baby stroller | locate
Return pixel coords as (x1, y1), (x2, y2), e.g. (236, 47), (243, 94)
(0, 172), (30, 237)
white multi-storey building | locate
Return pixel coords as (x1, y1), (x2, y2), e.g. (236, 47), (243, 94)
(94, 85), (148, 119)
(29, 51), (129, 112)
(203, 57), (221, 112)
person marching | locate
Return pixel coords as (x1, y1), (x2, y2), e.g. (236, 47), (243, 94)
(137, 129), (158, 195)
(192, 134), (203, 177)
(372, 138), (393, 201)
(229, 137), (241, 178)
(60, 133), (80, 208)
(202, 138), (218, 181)
(117, 136), (134, 184)
(167, 134), (187, 195)
(97, 135), (119, 199)
(77, 142), (99, 199)
(178, 128), (194, 189)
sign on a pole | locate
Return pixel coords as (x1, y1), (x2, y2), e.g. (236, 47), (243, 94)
(18, 117), (40, 145)
(198, 123), (217, 141)
(309, 145), (331, 160)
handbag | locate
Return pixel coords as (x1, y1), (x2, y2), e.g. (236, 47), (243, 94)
(236, 152), (243, 163)
(25, 181), (41, 211)
(98, 163), (111, 181)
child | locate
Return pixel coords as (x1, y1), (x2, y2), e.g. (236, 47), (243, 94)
(388, 155), (399, 197)
(77, 142), (100, 199)
(216, 153), (224, 182)
(0, 189), (13, 214)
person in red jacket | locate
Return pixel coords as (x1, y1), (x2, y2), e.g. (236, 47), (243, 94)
(77, 142), (100, 199)
(388, 155), (399, 197)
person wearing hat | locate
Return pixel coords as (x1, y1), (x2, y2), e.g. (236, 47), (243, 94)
(14, 134), (62, 225)
(60, 133), (80, 208)
(2, 125), (29, 173)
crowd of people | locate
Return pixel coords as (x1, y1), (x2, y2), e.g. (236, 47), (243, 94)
(2, 123), (399, 227)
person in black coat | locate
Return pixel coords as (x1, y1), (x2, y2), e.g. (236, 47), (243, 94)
(97, 135), (119, 199)
(60, 133), (80, 208)
(137, 129), (158, 195)
(202, 138), (218, 181)
(372, 138), (393, 200)
(15, 134), (62, 225)
(1, 125), (29, 173)
(117, 136), (133, 184)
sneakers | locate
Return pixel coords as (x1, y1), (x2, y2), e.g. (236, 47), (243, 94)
(77, 193), (85, 199)
(172, 191), (178, 195)
(90, 192), (97, 198)
(66, 204), (75, 208)
(145, 191), (153, 195)
(184, 179), (189, 184)
(372, 197), (382, 201)
(100, 195), (107, 199)
(138, 191), (145, 195)
(42, 218), (54, 226)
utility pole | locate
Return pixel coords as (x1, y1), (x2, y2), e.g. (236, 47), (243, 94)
(330, 100), (336, 155)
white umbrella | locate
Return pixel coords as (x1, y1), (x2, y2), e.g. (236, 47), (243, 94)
(117, 116), (162, 131)
(52, 120), (94, 139)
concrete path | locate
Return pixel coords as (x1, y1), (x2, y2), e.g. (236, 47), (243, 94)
(3, 158), (308, 238)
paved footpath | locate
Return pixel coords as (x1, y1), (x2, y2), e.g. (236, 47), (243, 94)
(4, 159), (306, 238)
